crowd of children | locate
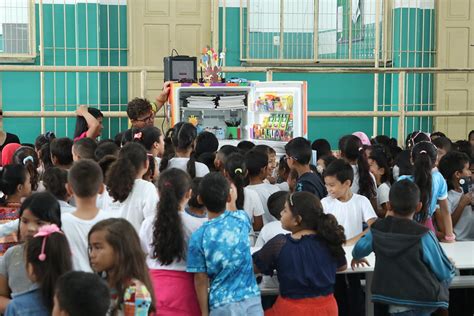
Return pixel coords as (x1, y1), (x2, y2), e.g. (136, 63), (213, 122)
(0, 94), (472, 315)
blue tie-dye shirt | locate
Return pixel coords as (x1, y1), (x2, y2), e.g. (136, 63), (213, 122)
(187, 210), (260, 310)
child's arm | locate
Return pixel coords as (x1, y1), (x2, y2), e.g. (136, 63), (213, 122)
(0, 275), (11, 313)
(252, 215), (263, 232)
(345, 217), (376, 246)
(351, 230), (374, 270)
(421, 231), (456, 284)
(194, 272), (209, 316)
(76, 105), (100, 138)
(450, 192), (472, 227)
(437, 199), (455, 242)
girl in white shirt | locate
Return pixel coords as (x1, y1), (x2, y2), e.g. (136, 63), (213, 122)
(103, 142), (158, 232)
(159, 122), (209, 178)
(368, 148), (392, 218)
(139, 168), (205, 316)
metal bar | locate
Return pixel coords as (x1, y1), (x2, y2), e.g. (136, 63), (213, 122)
(246, 0), (250, 59)
(239, 0), (243, 60)
(266, 70), (273, 81)
(1, 65), (474, 74)
(348, 0), (352, 59)
(39, 0), (45, 133)
(373, 0), (381, 137)
(140, 70), (147, 98)
(3, 110), (472, 119)
(398, 71), (406, 147)
(313, 0), (318, 62)
(279, 0), (284, 59)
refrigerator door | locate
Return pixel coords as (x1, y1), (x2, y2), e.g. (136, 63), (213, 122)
(250, 81), (307, 145)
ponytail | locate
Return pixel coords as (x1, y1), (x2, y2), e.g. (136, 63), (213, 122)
(159, 125), (179, 173)
(186, 155), (197, 179)
(411, 141), (437, 222)
(224, 153), (246, 210)
(0, 165), (28, 205)
(106, 143), (147, 202)
(152, 168), (191, 265)
(288, 192), (346, 258)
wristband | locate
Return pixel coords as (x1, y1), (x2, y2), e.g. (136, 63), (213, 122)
(444, 233), (456, 241)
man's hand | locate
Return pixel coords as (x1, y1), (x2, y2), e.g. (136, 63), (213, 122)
(155, 81), (172, 105)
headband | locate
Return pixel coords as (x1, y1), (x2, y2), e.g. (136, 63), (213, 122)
(34, 224), (63, 262)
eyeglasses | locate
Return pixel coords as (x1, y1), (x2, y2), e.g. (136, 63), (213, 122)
(284, 155), (298, 162)
(135, 113), (154, 123)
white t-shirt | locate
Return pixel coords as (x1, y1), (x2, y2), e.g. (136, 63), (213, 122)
(447, 190), (474, 241)
(62, 210), (111, 272)
(102, 179), (159, 232)
(59, 200), (75, 214)
(139, 210), (207, 271)
(243, 187), (265, 222)
(376, 182), (391, 207)
(246, 183), (281, 224)
(321, 193), (377, 240)
(164, 158), (209, 177)
(351, 164), (377, 198)
(276, 182), (290, 191)
(254, 221), (289, 248)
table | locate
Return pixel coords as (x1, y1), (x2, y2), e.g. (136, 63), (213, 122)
(343, 241), (474, 316)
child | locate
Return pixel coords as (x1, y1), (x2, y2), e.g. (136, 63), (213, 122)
(224, 153), (265, 232)
(1, 143), (21, 166)
(245, 150), (281, 224)
(132, 126), (165, 164)
(0, 165), (32, 255)
(368, 148), (392, 217)
(74, 105), (103, 141)
(104, 142), (159, 232)
(254, 145), (278, 184)
(432, 136), (452, 163)
(62, 160), (110, 272)
(237, 140), (255, 153)
(398, 141), (455, 240)
(71, 137), (97, 161)
(186, 178), (207, 218)
(195, 131), (219, 160)
(89, 218), (155, 315)
(12, 146), (40, 192)
(140, 168), (205, 315)
(5, 224), (72, 315)
(253, 192), (347, 315)
(42, 167), (74, 214)
(50, 138), (74, 169)
(187, 172), (263, 315)
(316, 155), (337, 178)
(53, 271), (110, 316)
(339, 135), (377, 208)
(160, 123), (209, 178)
(311, 138), (332, 158)
(439, 151), (474, 241)
(322, 159), (377, 316)
(94, 141), (119, 161)
(0, 192), (61, 312)
(321, 159), (377, 245)
(352, 180), (455, 315)
(254, 191), (290, 248)
(285, 137), (327, 199)
(214, 145), (239, 172)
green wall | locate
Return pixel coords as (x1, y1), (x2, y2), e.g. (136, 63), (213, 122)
(1, 3), (128, 143)
(221, 4), (435, 147)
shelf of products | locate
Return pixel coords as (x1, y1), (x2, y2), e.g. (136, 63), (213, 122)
(250, 113), (293, 142)
(253, 93), (294, 112)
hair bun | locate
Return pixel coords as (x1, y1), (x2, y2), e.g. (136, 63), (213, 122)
(234, 168), (243, 175)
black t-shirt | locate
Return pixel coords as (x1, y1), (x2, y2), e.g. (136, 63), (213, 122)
(295, 171), (327, 199)
(0, 133), (20, 151)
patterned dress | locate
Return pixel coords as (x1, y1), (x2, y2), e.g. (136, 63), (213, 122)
(0, 202), (21, 256)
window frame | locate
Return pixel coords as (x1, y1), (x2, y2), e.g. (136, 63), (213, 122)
(238, 0), (391, 65)
(0, 0), (36, 63)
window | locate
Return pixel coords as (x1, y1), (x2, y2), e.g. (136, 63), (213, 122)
(0, 0), (36, 62)
(240, 0), (383, 63)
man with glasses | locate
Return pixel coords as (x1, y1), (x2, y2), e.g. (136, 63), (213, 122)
(117, 82), (171, 145)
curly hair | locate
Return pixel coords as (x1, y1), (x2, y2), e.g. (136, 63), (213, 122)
(126, 98), (152, 121)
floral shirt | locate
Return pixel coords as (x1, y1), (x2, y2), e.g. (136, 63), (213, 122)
(110, 279), (152, 316)
(187, 210), (260, 310)
(0, 202), (21, 256)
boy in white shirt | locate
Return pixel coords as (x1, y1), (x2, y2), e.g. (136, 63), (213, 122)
(321, 158), (377, 316)
(321, 159), (377, 245)
(245, 150), (281, 224)
(62, 160), (111, 272)
(254, 191), (290, 248)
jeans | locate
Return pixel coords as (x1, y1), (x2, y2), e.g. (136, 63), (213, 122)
(210, 296), (264, 316)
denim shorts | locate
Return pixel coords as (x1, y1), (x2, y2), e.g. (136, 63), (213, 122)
(210, 296), (264, 316)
